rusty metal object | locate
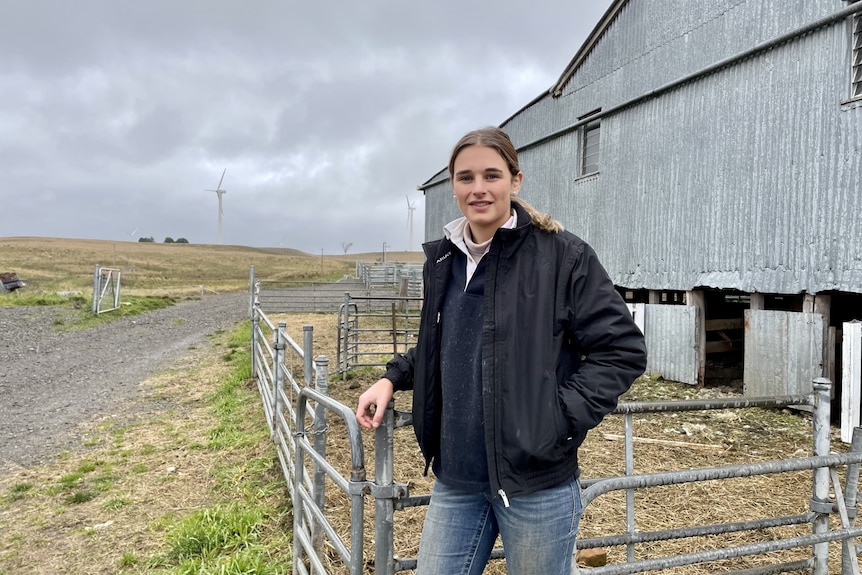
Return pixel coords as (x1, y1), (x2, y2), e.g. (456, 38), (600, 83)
(0, 272), (27, 292)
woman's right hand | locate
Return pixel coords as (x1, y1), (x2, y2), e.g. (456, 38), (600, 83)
(356, 378), (394, 429)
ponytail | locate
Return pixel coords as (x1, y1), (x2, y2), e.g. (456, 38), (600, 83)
(513, 197), (564, 233)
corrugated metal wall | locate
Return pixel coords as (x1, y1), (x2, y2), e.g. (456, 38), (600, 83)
(744, 310), (827, 396)
(554, 0), (833, 118)
(424, 0), (862, 296)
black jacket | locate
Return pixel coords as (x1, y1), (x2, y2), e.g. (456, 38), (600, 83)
(383, 203), (647, 502)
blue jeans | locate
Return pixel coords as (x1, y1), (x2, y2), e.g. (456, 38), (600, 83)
(416, 477), (582, 575)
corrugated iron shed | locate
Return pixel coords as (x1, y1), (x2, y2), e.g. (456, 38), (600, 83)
(421, 0), (862, 296)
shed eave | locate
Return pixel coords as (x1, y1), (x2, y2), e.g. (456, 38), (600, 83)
(551, 0), (629, 97)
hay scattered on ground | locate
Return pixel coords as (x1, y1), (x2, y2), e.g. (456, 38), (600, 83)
(279, 313), (851, 575)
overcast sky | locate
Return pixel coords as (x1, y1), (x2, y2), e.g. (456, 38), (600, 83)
(1, 1), (613, 255)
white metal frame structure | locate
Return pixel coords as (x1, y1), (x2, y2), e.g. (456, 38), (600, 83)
(91, 264), (122, 314)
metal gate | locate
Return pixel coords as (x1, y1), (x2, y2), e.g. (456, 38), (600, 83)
(91, 264), (122, 314)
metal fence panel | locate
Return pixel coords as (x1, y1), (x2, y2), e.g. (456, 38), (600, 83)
(250, 275), (862, 575)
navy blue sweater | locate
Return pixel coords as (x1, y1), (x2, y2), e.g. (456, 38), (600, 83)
(433, 249), (489, 491)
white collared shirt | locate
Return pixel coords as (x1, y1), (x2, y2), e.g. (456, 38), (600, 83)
(443, 211), (518, 288)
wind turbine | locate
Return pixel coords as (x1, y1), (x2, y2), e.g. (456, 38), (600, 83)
(128, 228), (138, 242)
(205, 169), (227, 244)
(406, 195), (416, 252)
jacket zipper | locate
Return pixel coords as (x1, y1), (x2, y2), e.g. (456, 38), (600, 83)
(498, 489), (510, 508)
(487, 246), (510, 508)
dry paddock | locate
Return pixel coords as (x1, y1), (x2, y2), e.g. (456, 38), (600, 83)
(272, 313), (852, 575)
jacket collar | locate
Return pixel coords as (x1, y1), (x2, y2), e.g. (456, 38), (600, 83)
(442, 209), (518, 259)
(422, 202), (534, 261)
(492, 201), (533, 257)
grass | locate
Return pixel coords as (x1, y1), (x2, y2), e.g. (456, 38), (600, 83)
(5, 237), (844, 573)
(0, 322), (294, 574)
(0, 236), (423, 574)
(0, 236), (362, 333)
(0, 303), (852, 575)
(5, 291), (91, 307)
(6, 293), (180, 332)
(0, 236), (423, 300)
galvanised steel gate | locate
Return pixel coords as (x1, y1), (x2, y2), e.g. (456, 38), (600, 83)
(336, 293), (422, 377)
(251, 298), (862, 575)
(92, 264), (121, 314)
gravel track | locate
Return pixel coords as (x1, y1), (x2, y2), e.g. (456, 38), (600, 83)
(0, 293), (249, 470)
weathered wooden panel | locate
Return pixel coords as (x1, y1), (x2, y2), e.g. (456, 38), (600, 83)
(743, 310), (826, 397)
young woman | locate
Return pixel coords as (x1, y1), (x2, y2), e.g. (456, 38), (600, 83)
(356, 127), (647, 575)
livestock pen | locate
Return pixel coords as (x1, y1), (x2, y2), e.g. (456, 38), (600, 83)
(250, 286), (862, 575)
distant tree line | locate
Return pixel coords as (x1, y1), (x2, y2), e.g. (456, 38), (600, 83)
(137, 237), (189, 244)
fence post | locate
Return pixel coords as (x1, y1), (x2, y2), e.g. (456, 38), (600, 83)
(91, 264), (101, 314)
(251, 306), (260, 379)
(272, 322), (287, 437)
(293, 387), (308, 575)
(390, 303), (398, 356)
(342, 292), (351, 375)
(115, 271), (122, 308)
(248, 265), (255, 317)
(337, 305), (344, 378)
(624, 412), (636, 563)
(374, 401), (396, 575)
(842, 427), (862, 575)
(312, 355), (329, 556)
(304, 325), (314, 388)
(812, 377), (832, 575)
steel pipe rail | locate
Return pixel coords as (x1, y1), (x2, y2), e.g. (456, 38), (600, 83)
(582, 452), (862, 508)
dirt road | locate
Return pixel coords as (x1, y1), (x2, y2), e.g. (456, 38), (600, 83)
(0, 293), (248, 470)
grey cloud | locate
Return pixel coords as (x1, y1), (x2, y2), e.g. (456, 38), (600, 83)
(1, 0), (613, 252)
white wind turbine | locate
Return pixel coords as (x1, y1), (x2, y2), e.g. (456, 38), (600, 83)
(205, 169), (227, 244)
(406, 195), (416, 252)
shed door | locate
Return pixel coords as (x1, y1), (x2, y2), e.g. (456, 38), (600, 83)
(841, 321), (862, 443)
(743, 310), (826, 397)
(644, 304), (700, 386)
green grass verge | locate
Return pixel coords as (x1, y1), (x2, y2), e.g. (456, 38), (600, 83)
(138, 322), (293, 575)
(0, 292), (181, 331)
(0, 321), (294, 575)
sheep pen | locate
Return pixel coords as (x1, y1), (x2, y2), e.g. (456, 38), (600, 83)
(272, 312), (853, 575)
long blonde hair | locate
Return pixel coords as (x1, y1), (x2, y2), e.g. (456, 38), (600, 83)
(448, 127), (563, 234)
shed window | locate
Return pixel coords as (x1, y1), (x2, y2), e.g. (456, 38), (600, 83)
(853, 8), (862, 99)
(580, 112), (601, 176)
